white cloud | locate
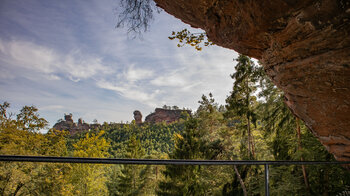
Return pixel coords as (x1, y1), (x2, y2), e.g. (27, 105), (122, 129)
(96, 80), (159, 107)
(150, 69), (188, 87)
(0, 39), (112, 82)
(93, 64), (159, 107)
(45, 74), (61, 81)
(124, 64), (154, 83)
(62, 50), (112, 80)
(142, 43), (238, 109)
(40, 104), (64, 111)
(0, 39), (56, 74)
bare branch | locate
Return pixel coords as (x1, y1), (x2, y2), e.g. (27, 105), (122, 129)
(115, 0), (161, 37)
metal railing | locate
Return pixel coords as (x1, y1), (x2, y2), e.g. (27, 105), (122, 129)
(1, 155), (349, 196)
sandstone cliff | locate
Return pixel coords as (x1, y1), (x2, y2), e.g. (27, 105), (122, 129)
(154, 0), (350, 162)
(54, 108), (190, 134)
(53, 114), (93, 135)
(133, 110), (143, 125)
(144, 108), (191, 124)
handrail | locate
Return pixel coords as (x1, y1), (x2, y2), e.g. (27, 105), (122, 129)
(1, 155), (349, 165)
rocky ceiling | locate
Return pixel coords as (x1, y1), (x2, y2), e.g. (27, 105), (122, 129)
(154, 0), (350, 162)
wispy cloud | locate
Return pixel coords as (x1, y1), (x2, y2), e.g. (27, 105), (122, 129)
(0, 39), (56, 74)
(0, 39), (113, 82)
(96, 79), (160, 107)
(150, 68), (188, 87)
(124, 64), (154, 83)
(40, 104), (65, 111)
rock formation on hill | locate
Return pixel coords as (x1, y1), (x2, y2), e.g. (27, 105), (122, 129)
(133, 110), (143, 125)
(144, 108), (191, 124)
(154, 0), (350, 162)
(53, 114), (92, 135)
(54, 108), (190, 134)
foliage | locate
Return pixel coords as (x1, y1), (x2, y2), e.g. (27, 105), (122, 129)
(168, 29), (214, 51)
(0, 102), (73, 195)
(225, 55), (261, 119)
(225, 54), (262, 159)
(158, 94), (234, 195)
(70, 131), (110, 195)
(158, 118), (208, 195)
(113, 135), (145, 195)
(16, 105), (48, 132)
(100, 122), (185, 157)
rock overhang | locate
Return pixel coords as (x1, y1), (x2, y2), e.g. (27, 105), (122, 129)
(154, 0), (350, 162)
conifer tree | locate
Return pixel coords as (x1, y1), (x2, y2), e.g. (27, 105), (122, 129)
(157, 118), (205, 196)
(114, 135), (150, 196)
(225, 54), (260, 159)
(158, 111), (226, 196)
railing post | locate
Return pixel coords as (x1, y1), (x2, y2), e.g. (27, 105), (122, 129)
(265, 164), (269, 196)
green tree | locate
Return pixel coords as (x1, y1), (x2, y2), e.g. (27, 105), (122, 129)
(16, 105), (48, 132)
(113, 135), (155, 196)
(198, 94), (249, 195)
(225, 54), (261, 159)
(29, 129), (74, 196)
(158, 114), (225, 196)
(70, 131), (110, 196)
(157, 118), (205, 196)
(0, 102), (73, 195)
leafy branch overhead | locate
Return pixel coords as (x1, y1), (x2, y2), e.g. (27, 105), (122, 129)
(168, 29), (214, 51)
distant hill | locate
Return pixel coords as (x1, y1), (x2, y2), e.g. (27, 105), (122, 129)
(144, 108), (191, 124)
(53, 107), (191, 135)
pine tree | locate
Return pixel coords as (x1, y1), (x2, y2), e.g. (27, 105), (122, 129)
(157, 118), (205, 196)
(225, 54), (261, 159)
(114, 135), (149, 196)
(157, 108), (227, 196)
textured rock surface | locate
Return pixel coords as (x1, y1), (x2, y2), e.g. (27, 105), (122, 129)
(53, 114), (92, 135)
(145, 108), (191, 124)
(133, 110), (143, 125)
(155, 0), (350, 161)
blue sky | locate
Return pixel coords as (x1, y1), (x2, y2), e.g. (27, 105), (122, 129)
(0, 0), (238, 128)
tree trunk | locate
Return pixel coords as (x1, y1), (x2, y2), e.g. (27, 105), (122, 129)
(251, 133), (256, 158)
(234, 165), (248, 196)
(247, 115), (251, 158)
(155, 166), (158, 180)
(296, 118), (310, 192)
(13, 182), (23, 196)
(323, 167), (329, 196)
(247, 115), (255, 159)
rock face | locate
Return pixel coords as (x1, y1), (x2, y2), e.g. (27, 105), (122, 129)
(53, 114), (91, 135)
(133, 110), (143, 125)
(145, 108), (191, 124)
(154, 0), (350, 161)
